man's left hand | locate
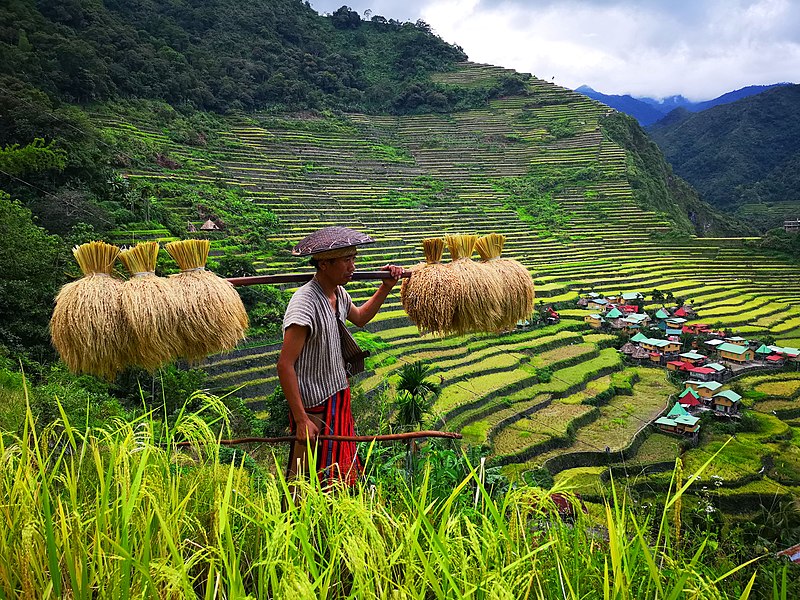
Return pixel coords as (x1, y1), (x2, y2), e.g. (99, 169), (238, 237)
(381, 264), (404, 289)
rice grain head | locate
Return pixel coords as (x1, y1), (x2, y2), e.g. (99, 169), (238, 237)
(476, 233), (535, 329)
(165, 239), (248, 362)
(50, 241), (129, 380)
(119, 241), (182, 371)
(446, 234), (504, 335)
(400, 238), (460, 335)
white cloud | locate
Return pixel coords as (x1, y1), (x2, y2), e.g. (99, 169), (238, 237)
(308, 0), (800, 99)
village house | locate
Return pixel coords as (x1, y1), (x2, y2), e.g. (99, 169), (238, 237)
(685, 380), (723, 403)
(664, 317), (687, 337)
(584, 313), (605, 329)
(605, 307), (623, 319)
(678, 387), (702, 410)
(655, 403), (700, 440)
(639, 338), (681, 354)
(587, 298), (609, 311)
(679, 351), (707, 366)
(622, 313), (650, 329)
(717, 342), (755, 363)
(712, 390), (742, 415)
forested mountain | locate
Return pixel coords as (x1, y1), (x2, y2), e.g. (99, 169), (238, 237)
(1, 0), (534, 114)
(577, 84), (790, 126)
(648, 84), (800, 231)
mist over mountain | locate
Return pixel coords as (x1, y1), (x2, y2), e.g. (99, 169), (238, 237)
(577, 83), (791, 126)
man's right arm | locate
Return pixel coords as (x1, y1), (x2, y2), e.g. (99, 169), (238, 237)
(277, 324), (319, 441)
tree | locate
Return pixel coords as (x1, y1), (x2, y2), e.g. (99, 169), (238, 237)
(0, 194), (63, 360)
(395, 361), (440, 430)
(651, 289), (665, 305)
(330, 6), (361, 29)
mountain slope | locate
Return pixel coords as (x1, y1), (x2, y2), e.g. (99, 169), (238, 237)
(648, 84), (800, 230)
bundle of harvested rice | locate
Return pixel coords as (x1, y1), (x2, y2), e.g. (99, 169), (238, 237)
(446, 234), (504, 335)
(118, 241), (181, 371)
(476, 233), (535, 328)
(50, 241), (128, 380)
(165, 239), (248, 362)
(400, 238), (461, 334)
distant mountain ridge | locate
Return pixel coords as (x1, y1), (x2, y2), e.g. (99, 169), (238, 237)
(576, 83), (792, 126)
(646, 84), (800, 231)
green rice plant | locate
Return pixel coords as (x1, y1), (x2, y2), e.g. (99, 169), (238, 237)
(0, 395), (777, 599)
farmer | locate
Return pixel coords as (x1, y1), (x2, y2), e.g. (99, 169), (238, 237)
(277, 226), (403, 486)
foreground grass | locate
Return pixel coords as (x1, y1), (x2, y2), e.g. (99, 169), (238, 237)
(0, 398), (790, 599)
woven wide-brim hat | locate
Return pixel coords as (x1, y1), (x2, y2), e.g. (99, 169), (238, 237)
(292, 226), (375, 259)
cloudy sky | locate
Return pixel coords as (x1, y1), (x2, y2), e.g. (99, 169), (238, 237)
(309, 0), (800, 101)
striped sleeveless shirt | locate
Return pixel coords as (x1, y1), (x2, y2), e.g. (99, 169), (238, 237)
(282, 279), (354, 408)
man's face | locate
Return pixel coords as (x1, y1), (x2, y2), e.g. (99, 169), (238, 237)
(321, 253), (356, 285)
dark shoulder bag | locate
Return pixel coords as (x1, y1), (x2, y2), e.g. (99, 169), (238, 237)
(337, 319), (370, 377)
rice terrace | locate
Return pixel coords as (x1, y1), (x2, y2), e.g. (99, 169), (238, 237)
(2, 0), (800, 597)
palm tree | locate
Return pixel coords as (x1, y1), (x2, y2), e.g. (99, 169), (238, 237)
(395, 361), (440, 430)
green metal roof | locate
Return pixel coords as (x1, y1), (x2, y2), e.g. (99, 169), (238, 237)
(667, 403), (689, 418)
(717, 343), (749, 354)
(678, 388), (700, 399)
(713, 390), (742, 403)
(631, 332), (648, 342)
(655, 309), (669, 319)
(755, 344), (772, 354)
(606, 308), (623, 318)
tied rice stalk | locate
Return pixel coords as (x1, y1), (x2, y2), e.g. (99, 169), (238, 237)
(165, 239), (248, 362)
(50, 241), (129, 380)
(400, 238), (460, 335)
(447, 234), (504, 335)
(476, 233), (535, 329)
(119, 241), (181, 372)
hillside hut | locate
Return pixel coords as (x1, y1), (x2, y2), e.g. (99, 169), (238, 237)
(679, 351), (707, 366)
(577, 298), (589, 308)
(187, 221), (197, 232)
(200, 219), (220, 231)
(655, 403), (700, 440)
(585, 314), (605, 328)
(717, 343), (754, 363)
(620, 342), (636, 355)
(678, 387), (702, 410)
(755, 344), (771, 358)
(712, 390), (742, 415)
(630, 346), (650, 361)
(587, 298), (609, 311)
(685, 380), (722, 403)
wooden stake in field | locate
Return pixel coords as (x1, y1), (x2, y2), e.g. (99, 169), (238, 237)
(165, 239), (248, 362)
(50, 241), (129, 380)
(401, 238), (462, 334)
(446, 234), (504, 335)
(118, 241), (181, 371)
(475, 233), (535, 330)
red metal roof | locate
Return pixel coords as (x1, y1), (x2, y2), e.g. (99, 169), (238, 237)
(688, 367), (715, 374)
(673, 307), (688, 317)
(667, 360), (689, 370)
(767, 355), (784, 362)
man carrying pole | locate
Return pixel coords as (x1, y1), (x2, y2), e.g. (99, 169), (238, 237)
(277, 226), (403, 485)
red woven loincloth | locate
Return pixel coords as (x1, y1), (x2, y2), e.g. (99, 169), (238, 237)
(288, 387), (362, 486)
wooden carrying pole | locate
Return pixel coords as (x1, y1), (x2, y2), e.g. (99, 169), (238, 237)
(172, 430), (462, 447)
(227, 270), (412, 287)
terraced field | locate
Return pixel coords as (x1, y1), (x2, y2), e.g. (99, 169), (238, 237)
(100, 61), (800, 478)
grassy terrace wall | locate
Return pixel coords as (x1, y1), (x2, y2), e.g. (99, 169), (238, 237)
(100, 62), (800, 476)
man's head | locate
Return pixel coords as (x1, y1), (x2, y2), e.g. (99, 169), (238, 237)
(312, 246), (357, 285)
